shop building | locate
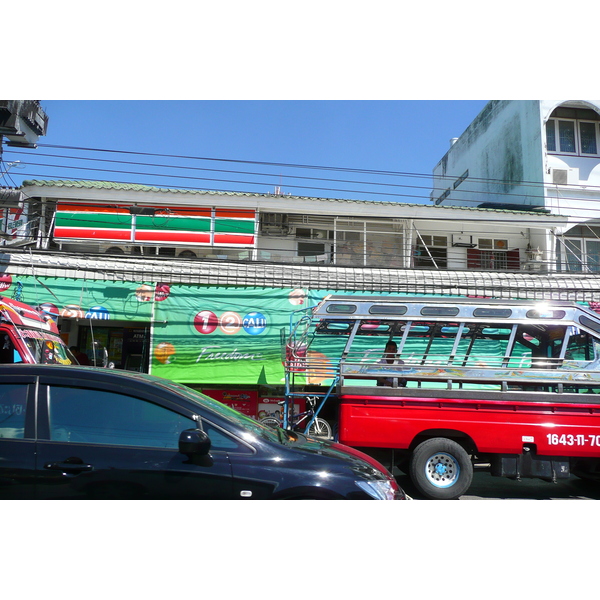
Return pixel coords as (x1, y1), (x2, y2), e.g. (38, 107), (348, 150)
(0, 177), (592, 418)
(432, 100), (600, 273)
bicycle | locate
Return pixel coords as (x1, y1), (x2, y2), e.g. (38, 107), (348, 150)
(260, 396), (332, 439)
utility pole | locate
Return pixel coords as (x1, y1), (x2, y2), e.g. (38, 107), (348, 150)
(0, 101), (49, 242)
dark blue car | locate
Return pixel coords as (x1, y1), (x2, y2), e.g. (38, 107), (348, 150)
(0, 364), (406, 500)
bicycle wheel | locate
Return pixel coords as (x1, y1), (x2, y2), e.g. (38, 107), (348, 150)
(260, 417), (281, 429)
(307, 418), (332, 439)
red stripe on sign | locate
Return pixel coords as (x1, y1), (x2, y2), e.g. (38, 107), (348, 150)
(54, 227), (132, 241)
(57, 203), (131, 214)
(215, 209), (256, 219)
(213, 233), (255, 245)
(135, 230), (211, 243)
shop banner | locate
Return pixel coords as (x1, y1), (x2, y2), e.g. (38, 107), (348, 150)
(0, 271), (476, 386)
(0, 273), (154, 322)
(150, 286), (419, 385)
(151, 285), (312, 385)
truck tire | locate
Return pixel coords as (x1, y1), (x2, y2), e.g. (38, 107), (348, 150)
(410, 437), (473, 500)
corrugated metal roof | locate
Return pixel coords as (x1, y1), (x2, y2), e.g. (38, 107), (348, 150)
(21, 179), (561, 218)
(3, 249), (600, 302)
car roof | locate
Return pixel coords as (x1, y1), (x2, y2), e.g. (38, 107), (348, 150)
(0, 363), (166, 386)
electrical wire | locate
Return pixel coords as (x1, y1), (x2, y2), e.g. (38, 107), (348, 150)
(6, 142), (600, 209)
(3, 144), (600, 274)
(12, 149), (593, 197)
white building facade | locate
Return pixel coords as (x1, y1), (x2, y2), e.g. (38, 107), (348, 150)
(432, 100), (600, 273)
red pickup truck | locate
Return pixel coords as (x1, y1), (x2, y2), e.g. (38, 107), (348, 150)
(284, 295), (600, 499)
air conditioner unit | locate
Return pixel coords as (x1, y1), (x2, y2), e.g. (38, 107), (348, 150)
(452, 234), (476, 248)
(260, 213), (290, 234)
(550, 167), (579, 185)
(103, 244), (142, 255)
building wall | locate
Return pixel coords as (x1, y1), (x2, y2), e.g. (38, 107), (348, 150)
(18, 180), (566, 275)
(432, 100), (546, 210)
(540, 100), (600, 223)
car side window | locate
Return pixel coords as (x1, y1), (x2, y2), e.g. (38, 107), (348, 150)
(48, 385), (195, 449)
(202, 420), (253, 453)
(0, 383), (28, 439)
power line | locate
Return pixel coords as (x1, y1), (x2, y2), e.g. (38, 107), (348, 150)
(9, 141), (600, 195)
(13, 154), (573, 205)
(15, 170), (600, 215)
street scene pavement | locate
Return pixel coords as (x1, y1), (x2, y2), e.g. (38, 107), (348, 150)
(393, 468), (600, 500)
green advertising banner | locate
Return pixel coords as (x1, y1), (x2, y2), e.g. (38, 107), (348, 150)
(151, 285), (314, 385)
(0, 274), (154, 322)
(1, 270), (478, 386)
(150, 286), (406, 385)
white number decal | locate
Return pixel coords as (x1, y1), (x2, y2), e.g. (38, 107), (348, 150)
(547, 433), (600, 447)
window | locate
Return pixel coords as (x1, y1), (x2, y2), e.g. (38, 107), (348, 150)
(467, 248), (520, 271)
(331, 230), (361, 241)
(0, 334), (21, 364)
(0, 383), (28, 439)
(21, 333), (73, 365)
(546, 115), (600, 157)
(565, 330), (595, 362)
(48, 386), (196, 448)
(297, 242), (327, 257)
(558, 237), (600, 272)
(201, 420), (251, 452)
(479, 238), (508, 251)
(580, 122), (598, 154)
(296, 228), (328, 240)
(479, 251), (508, 270)
(413, 235), (447, 268)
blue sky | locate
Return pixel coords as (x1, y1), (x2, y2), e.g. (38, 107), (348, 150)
(3, 100), (488, 203)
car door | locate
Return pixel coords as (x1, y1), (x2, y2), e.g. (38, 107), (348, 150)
(0, 377), (36, 499)
(34, 380), (235, 499)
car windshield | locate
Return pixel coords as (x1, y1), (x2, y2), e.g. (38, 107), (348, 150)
(145, 376), (282, 442)
(21, 331), (75, 365)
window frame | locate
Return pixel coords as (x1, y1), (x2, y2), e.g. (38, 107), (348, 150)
(413, 234), (448, 269)
(45, 384), (198, 448)
(200, 418), (255, 454)
(0, 381), (34, 440)
(558, 236), (600, 273)
(579, 120), (600, 155)
(546, 117), (600, 158)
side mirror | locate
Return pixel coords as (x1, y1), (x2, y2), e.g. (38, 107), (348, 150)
(179, 429), (211, 456)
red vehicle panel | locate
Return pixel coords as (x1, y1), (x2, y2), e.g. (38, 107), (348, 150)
(339, 394), (600, 458)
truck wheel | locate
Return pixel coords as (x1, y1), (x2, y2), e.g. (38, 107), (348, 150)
(410, 438), (473, 500)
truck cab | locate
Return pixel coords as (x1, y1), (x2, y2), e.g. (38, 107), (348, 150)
(0, 296), (75, 365)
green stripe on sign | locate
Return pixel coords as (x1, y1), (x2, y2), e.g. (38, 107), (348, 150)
(214, 219), (255, 234)
(56, 212), (133, 230)
(135, 215), (212, 232)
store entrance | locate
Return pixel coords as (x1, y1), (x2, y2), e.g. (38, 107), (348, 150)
(77, 323), (150, 372)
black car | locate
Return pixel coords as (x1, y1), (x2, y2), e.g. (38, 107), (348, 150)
(0, 364), (406, 499)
